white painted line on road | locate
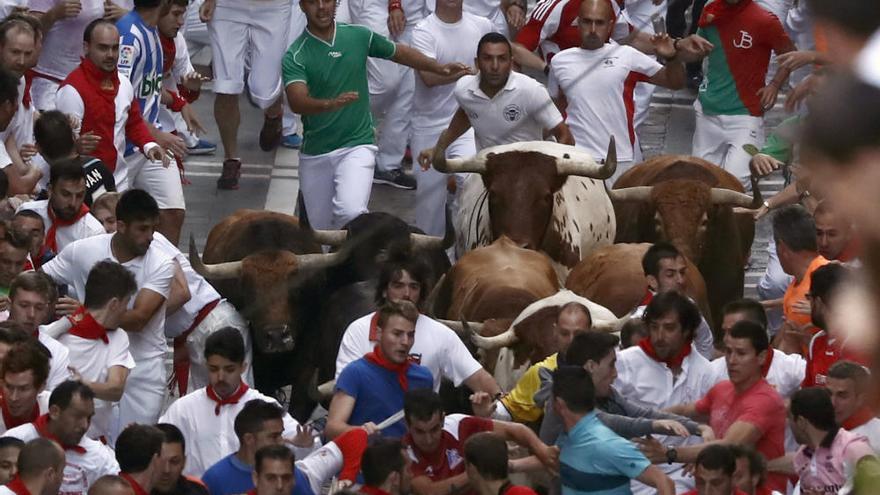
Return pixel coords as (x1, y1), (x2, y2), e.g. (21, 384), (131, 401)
(264, 146), (300, 214)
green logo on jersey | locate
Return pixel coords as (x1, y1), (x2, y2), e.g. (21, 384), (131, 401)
(141, 73), (164, 97)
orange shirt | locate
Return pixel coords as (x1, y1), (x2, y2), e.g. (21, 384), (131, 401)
(783, 255), (830, 327)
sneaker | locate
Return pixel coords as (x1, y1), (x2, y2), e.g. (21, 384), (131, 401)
(373, 168), (416, 190)
(217, 159), (241, 190)
(259, 115), (283, 151)
(281, 133), (303, 149)
(187, 138), (217, 155)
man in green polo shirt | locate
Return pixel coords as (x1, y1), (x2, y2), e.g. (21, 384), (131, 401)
(283, 0), (470, 230)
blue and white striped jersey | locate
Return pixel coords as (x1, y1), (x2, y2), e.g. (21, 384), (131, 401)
(116, 10), (164, 156)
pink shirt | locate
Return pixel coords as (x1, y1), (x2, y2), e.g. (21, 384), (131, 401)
(696, 379), (787, 492)
(793, 429), (874, 494)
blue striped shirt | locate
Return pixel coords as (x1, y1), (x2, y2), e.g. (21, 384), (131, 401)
(116, 10), (163, 156)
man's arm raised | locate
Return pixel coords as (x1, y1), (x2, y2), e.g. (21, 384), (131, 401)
(417, 108), (472, 170)
(286, 82), (360, 116)
(392, 44), (472, 88)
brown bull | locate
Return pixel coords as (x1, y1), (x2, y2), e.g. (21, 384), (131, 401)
(609, 156), (760, 329)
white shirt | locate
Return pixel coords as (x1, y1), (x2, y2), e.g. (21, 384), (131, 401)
(0, 77), (35, 171)
(549, 43), (662, 162)
(852, 418), (880, 453)
(150, 233), (221, 337)
(17, 200), (105, 253)
(615, 345), (714, 493)
(158, 32), (196, 132)
(0, 0), (25, 19)
(0, 391), (49, 434)
(454, 72), (563, 150)
(59, 327), (135, 440)
(411, 13), (493, 131)
(335, 312), (482, 388)
(42, 233), (176, 361)
(707, 349), (805, 399)
(2, 422), (119, 495)
(631, 303), (715, 360)
(30, 0), (106, 80)
(37, 330), (71, 392)
(159, 386), (317, 477)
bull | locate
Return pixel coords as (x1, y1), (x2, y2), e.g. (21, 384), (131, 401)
(608, 156), (761, 330)
(435, 140), (618, 280)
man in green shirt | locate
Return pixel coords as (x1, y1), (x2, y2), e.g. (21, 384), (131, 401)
(284, 0), (469, 230)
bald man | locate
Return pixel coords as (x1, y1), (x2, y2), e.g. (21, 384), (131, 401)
(87, 476), (135, 495)
(0, 438), (65, 495)
(498, 303), (592, 422)
(813, 201), (860, 262)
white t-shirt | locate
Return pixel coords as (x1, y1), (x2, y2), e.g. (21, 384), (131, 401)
(0, 391), (48, 435)
(454, 72), (562, 150)
(411, 13), (493, 131)
(707, 349), (805, 399)
(427, 0), (498, 18)
(17, 199), (105, 253)
(30, 0), (106, 80)
(42, 233), (176, 361)
(159, 386), (317, 477)
(37, 330), (71, 392)
(150, 233), (221, 337)
(58, 328), (135, 441)
(0, 0), (25, 18)
(548, 43), (662, 162)
(0, 77), (35, 172)
(2, 422), (120, 495)
(335, 312), (482, 388)
(852, 418), (880, 453)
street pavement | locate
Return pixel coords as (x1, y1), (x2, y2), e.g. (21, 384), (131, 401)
(181, 85), (787, 298)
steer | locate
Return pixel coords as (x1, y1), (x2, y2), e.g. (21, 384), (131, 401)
(435, 140), (618, 280)
(609, 156), (761, 330)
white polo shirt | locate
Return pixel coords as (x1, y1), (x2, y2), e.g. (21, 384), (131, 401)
(58, 327), (135, 441)
(42, 233), (175, 362)
(17, 200), (105, 254)
(2, 421), (119, 495)
(615, 345), (715, 494)
(548, 43), (662, 162)
(150, 233), (221, 337)
(159, 386), (318, 478)
(707, 349), (805, 399)
(411, 12), (494, 132)
(454, 72), (563, 150)
(0, 391), (49, 435)
(37, 330), (71, 392)
(852, 418), (880, 453)
(335, 312), (481, 388)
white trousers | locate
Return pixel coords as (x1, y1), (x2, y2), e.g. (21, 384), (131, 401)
(116, 356), (166, 438)
(692, 101), (764, 191)
(410, 127), (475, 236)
(757, 240), (793, 335)
(124, 152), (187, 209)
(185, 301), (254, 391)
(299, 145), (377, 229)
(282, 6), (308, 136)
(369, 27), (415, 172)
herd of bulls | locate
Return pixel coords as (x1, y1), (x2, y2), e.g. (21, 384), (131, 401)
(188, 141), (762, 421)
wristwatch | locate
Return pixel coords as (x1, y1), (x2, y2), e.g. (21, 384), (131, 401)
(762, 200), (771, 210)
(665, 446), (678, 464)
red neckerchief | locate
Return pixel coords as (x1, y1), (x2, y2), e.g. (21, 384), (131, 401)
(119, 473), (149, 495)
(698, 0), (753, 27)
(45, 203), (90, 254)
(365, 345), (411, 391)
(761, 348), (774, 377)
(205, 382), (249, 415)
(638, 337), (692, 370)
(4, 476), (32, 495)
(843, 407), (876, 430)
(639, 289), (654, 307)
(360, 486), (392, 495)
(160, 35), (176, 74)
(67, 306), (110, 344)
(33, 414), (86, 453)
(61, 58), (121, 171)
(22, 70), (33, 109)
(1, 395), (39, 429)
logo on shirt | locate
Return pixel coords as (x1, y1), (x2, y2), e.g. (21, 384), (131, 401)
(732, 30), (753, 49)
(502, 104), (522, 122)
(602, 57), (619, 68)
(467, 110), (479, 120)
(329, 51), (343, 58)
(446, 448), (463, 469)
(119, 45), (134, 68)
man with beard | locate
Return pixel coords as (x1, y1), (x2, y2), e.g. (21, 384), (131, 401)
(2, 380), (120, 495)
(152, 424), (209, 495)
(159, 328), (316, 477)
(0, 342), (50, 433)
(18, 161), (105, 255)
(42, 189), (187, 430)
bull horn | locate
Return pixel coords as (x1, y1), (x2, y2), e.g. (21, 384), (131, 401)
(294, 251), (345, 271)
(438, 319), (484, 338)
(591, 314), (632, 334)
(410, 233), (445, 251)
(317, 379), (336, 398)
(189, 235), (242, 280)
(555, 136), (618, 180)
(470, 325), (518, 350)
(310, 229), (348, 247)
(433, 153), (487, 174)
(307, 370), (336, 402)
(709, 180), (762, 209)
(606, 186), (654, 203)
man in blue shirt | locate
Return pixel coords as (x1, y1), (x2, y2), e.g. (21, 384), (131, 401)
(327, 300), (433, 439)
(552, 366), (675, 495)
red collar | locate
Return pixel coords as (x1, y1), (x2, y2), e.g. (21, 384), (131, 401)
(205, 383), (249, 415)
(368, 312), (381, 341)
(0, 395), (39, 429)
(698, 0), (753, 27)
(45, 203), (90, 254)
(360, 486), (393, 495)
(761, 348), (774, 377)
(843, 407), (876, 430)
(4, 476), (32, 495)
(365, 345), (411, 391)
(68, 307), (110, 343)
(119, 473), (149, 495)
(637, 337), (692, 370)
(33, 414), (86, 453)
(639, 289), (654, 307)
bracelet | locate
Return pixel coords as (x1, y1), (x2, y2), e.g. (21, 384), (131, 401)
(388, 0), (402, 12)
(672, 38), (681, 51)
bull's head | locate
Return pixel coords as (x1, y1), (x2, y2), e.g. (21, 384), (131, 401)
(608, 176), (761, 262)
(434, 139), (616, 250)
(189, 237), (344, 353)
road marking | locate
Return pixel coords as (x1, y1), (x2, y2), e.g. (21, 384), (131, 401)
(264, 146), (300, 214)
